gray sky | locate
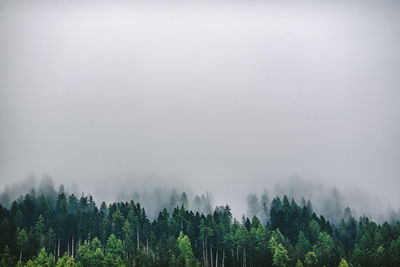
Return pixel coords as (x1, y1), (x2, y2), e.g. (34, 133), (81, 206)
(1, 0), (399, 215)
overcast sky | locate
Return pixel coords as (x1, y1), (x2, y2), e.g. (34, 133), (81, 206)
(1, 0), (399, 213)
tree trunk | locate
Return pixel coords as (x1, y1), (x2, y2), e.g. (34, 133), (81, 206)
(202, 239), (206, 267)
(215, 249), (218, 267)
(205, 237), (208, 267)
(243, 247), (245, 267)
(137, 227), (139, 251)
(222, 250), (225, 267)
(72, 235), (74, 258)
(236, 244), (239, 263)
(210, 246), (213, 267)
(19, 250), (22, 262)
(146, 238), (149, 252)
(57, 237), (60, 258)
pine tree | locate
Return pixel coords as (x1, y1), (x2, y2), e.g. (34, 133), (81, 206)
(16, 228), (29, 262)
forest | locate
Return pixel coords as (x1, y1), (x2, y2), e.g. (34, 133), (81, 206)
(0, 183), (400, 267)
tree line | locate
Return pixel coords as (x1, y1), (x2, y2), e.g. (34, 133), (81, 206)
(0, 184), (400, 266)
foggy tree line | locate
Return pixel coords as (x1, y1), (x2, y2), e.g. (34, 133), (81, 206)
(116, 188), (214, 220)
(0, 184), (400, 266)
(3, 176), (399, 225)
(0, 177), (214, 222)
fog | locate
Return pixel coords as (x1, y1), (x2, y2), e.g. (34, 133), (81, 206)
(1, 0), (399, 221)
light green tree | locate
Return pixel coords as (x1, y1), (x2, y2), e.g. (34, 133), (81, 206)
(76, 241), (91, 266)
(304, 251), (318, 267)
(338, 258), (349, 267)
(177, 231), (198, 267)
(91, 248), (104, 267)
(23, 260), (34, 267)
(105, 234), (125, 267)
(0, 246), (14, 267)
(56, 253), (77, 267)
(273, 243), (290, 267)
(90, 237), (102, 252)
(251, 223), (268, 264)
(17, 228), (29, 262)
(295, 259), (304, 267)
(314, 232), (337, 266)
(35, 247), (51, 266)
(269, 236), (290, 267)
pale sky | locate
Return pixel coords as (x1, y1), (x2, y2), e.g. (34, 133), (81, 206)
(1, 0), (399, 215)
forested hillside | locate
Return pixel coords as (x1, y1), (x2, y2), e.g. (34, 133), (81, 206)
(0, 185), (399, 267)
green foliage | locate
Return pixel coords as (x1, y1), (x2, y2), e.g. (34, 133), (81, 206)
(272, 243), (290, 267)
(34, 215), (47, 252)
(295, 259), (304, 267)
(250, 223), (269, 264)
(304, 251), (318, 267)
(76, 241), (91, 266)
(296, 231), (311, 261)
(105, 234), (125, 267)
(0, 246), (14, 267)
(56, 253), (77, 267)
(35, 247), (51, 266)
(176, 231), (198, 267)
(308, 220), (321, 244)
(313, 231), (339, 266)
(389, 236), (400, 266)
(23, 260), (34, 267)
(338, 258), (349, 267)
(1, 188), (400, 267)
(269, 235), (290, 267)
(91, 248), (104, 267)
(16, 228), (29, 261)
(177, 232), (193, 259)
(21, 247), (55, 267)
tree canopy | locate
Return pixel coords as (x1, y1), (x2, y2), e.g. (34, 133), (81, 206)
(0, 185), (400, 266)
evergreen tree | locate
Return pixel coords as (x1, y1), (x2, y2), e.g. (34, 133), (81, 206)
(0, 186), (399, 267)
(16, 228), (29, 262)
(177, 231), (197, 267)
(104, 234), (125, 267)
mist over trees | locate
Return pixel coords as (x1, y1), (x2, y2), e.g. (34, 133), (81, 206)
(0, 176), (214, 221)
(2, 176), (400, 225)
(247, 178), (400, 225)
(1, 178), (400, 266)
(116, 188), (214, 219)
(246, 191), (269, 225)
(1, 0), (400, 266)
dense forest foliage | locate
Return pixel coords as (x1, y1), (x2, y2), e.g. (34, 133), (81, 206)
(0, 184), (400, 267)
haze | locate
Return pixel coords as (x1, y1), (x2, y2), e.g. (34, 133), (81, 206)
(1, 0), (399, 218)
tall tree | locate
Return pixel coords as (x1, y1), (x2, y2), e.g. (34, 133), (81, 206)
(177, 231), (197, 267)
(16, 228), (29, 262)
